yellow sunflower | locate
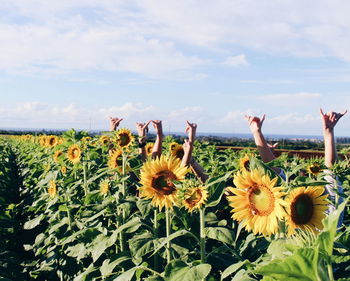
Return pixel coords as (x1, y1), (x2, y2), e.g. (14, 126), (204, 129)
(170, 143), (184, 160)
(183, 186), (208, 212)
(169, 142), (178, 151)
(227, 169), (285, 236)
(39, 136), (48, 147)
(145, 143), (154, 156)
(99, 135), (110, 146)
(307, 163), (322, 176)
(100, 180), (110, 195)
(115, 128), (134, 149)
(108, 150), (124, 172)
(285, 186), (328, 235)
(47, 135), (59, 147)
(53, 150), (63, 163)
(139, 155), (189, 210)
(81, 136), (92, 142)
(67, 144), (81, 164)
(48, 180), (57, 198)
(61, 166), (67, 174)
(239, 154), (251, 171)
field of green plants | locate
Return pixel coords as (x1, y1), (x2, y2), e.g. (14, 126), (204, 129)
(0, 129), (349, 281)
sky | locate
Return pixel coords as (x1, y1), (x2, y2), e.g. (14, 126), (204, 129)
(1, 0), (350, 136)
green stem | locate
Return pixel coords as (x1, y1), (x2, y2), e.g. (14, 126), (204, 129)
(154, 209), (159, 271)
(165, 208), (171, 263)
(63, 192), (72, 231)
(82, 160), (88, 196)
(120, 152), (127, 252)
(327, 261), (334, 281)
(199, 208), (206, 263)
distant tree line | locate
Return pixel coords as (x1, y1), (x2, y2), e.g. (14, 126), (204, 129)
(1, 129), (350, 150)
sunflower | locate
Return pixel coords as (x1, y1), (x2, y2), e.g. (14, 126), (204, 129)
(227, 169), (285, 236)
(307, 163), (322, 176)
(100, 180), (110, 195)
(81, 136), (92, 143)
(48, 180), (57, 198)
(108, 150), (124, 172)
(285, 186), (328, 235)
(145, 143), (154, 156)
(170, 143), (184, 159)
(115, 128), (134, 149)
(183, 185), (208, 212)
(39, 136), (48, 147)
(47, 135), (59, 147)
(67, 144), (81, 164)
(53, 150), (63, 163)
(99, 135), (110, 146)
(169, 142), (178, 151)
(61, 166), (67, 174)
(139, 155), (189, 210)
(239, 154), (251, 171)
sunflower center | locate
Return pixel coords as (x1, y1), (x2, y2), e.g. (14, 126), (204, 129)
(175, 148), (184, 159)
(185, 189), (202, 207)
(119, 133), (130, 147)
(49, 138), (56, 146)
(243, 160), (250, 171)
(310, 165), (320, 174)
(248, 185), (275, 216)
(73, 149), (80, 158)
(291, 194), (314, 225)
(151, 170), (177, 195)
(114, 158), (122, 166)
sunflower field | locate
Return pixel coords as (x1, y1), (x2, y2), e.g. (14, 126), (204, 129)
(0, 129), (350, 281)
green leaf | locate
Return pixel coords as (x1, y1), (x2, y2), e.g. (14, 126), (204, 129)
(129, 232), (155, 259)
(255, 247), (319, 281)
(152, 230), (197, 255)
(113, 267), (138, 281)
(23, 214), (44, 229)
(91, 217), (141, 262)
(205, 227), (235, 245)
(221, 260), (251, 280)
(206, 175), (227, 208)
(100, 254), (131, 277)
(65, 243), (88, 260)
(165, 260), (211, 281)
(73, 264), (97, 281)
(317, 199), (348, 258)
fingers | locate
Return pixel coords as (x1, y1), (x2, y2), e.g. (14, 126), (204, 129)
(319, 108), (325, 116)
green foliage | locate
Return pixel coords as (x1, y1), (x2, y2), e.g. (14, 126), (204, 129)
(0, 134), (349, 280)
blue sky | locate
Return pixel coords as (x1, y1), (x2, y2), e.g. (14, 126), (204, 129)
(1, 0), (350, 136)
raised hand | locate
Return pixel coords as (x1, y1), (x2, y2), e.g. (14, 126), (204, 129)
(109, 117), (123, 131)
(151, 120), (163, 135)
(136, 121), (151, 142)
(185, 120), (197, 143)
(245, 114), (265, 133)
(320, 108), (347, 130)
(268, 142), (279, 153)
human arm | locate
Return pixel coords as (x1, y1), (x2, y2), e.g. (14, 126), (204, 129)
(109, 117), (123, 131)
(320, 109), (347, 168)
(151, 120), (163, 159)
(181, 121), (209, 183)
(136, 121), (151, 162)
(245, 114), (276, 162)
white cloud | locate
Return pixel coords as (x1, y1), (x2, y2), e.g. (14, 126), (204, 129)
(223, 54), (248, 67)
(2, 0), (350, 79)
(258, 92), (321, 106)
